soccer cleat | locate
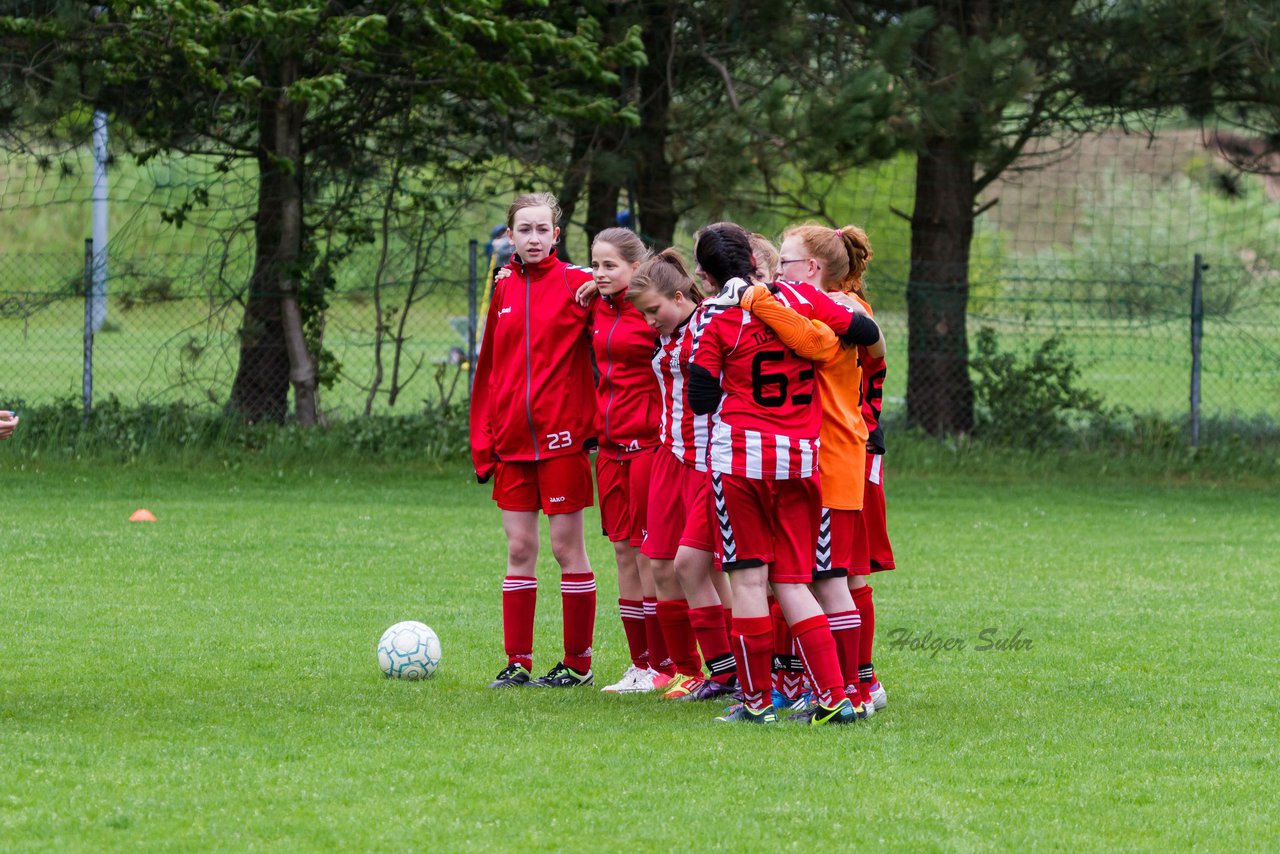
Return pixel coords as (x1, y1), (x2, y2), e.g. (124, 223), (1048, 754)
(658, 672), (696, 699)
(650, 671), (677, 691)
(602, 664), (657, 694)
(869, 680), (887, 710)
(488, 662), (532, 688)
(715, 703), (778, 724)
(530, 661), (593, 687)
(846, 684), (874, 716)
(772, 689), (813, 713)
(677, 676), (738, 702)
(790, 697), (863, 725)
(662, 674), (705, 700)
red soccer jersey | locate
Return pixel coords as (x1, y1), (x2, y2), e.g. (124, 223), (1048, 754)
(692, 281), (855, 480)
(592, 295), (660, 460)
(652, 302), (729, 471)
(469, 250), (596, 480)
(853, 294), (886, 454)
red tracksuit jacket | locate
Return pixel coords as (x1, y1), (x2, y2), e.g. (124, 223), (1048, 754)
(469, 250), (596, 481)
(591, 294), (660, 461)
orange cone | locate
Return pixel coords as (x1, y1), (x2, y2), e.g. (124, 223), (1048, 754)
(130, 508), (157, 522)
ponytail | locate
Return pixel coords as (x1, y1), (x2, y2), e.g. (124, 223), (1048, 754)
(629, 248), (702, 303)
(694, 221), (755, 288)
(782, 222), (874, 295)
(838, 225), (873, 298)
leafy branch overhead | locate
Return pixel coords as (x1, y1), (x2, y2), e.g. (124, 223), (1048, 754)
(71, 0), (643, 423)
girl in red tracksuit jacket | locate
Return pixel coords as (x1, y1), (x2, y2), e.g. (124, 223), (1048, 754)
(470, 192), (599, 690)
(586, 227), (669, 694)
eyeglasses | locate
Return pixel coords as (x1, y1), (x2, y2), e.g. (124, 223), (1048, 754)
(778, 257), (807, 268)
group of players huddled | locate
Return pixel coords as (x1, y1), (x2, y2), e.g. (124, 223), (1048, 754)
(469, 191), (894, 725)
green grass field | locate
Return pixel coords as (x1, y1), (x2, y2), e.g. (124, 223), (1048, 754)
(2, 457), (1277, 850)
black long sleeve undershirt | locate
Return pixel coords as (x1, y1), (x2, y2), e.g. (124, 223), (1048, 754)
(687, 363), (723, 415)
(841, 314), (881, 347)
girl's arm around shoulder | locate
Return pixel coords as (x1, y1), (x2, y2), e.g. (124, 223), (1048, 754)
(740, 285), (839, 361)
(564, 265), (596, 321)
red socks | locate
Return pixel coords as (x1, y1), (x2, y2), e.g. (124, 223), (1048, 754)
(828, 608), (863, 691)
(770, 602), (804, 700)
(561, 572), (596, 673)
(619, 598), (648, 669)
(502, 575), (537, 671)
(656, 599), (703, 676)
(723, 608), (734, 657)
(730, 615), (773, 711)
(643, 597), (674, 675)
(689, 604), (736, 684)
(851, 584), (876, 695)
(792, 614), (847, 707)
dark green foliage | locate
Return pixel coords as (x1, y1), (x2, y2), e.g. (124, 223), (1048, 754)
(969, 326), (1105, 448)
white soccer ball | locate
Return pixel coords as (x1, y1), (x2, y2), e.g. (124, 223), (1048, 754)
(377, 621), (442, 680)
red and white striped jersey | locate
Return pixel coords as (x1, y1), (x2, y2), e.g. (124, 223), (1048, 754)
(692, 281), (854, 480)
(652, 301), (729, 471)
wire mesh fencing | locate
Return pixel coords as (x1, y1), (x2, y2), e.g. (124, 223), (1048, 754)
(2, 128), (1278, 439)
(0, 254), (480, 420)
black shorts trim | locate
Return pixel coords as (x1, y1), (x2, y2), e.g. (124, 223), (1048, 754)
(721, 557), (766, 572)
(812, 565), (849, 581)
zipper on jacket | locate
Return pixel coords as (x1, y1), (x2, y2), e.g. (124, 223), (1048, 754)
(524, 266), (538, 460)
(602, 303), (622, 453)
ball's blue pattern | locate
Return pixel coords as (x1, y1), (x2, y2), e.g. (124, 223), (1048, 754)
(377, 621), (442, 679)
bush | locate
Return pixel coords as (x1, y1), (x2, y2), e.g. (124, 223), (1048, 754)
(969, 326), (1106, 448)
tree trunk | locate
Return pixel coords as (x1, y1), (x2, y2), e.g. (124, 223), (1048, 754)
(556, 126), (593, 264)
(585, 169), (621, 245)
(633, 0), (678, 248)
(228, 58), (318, 425)
(906, 139), (976, 436)
(585, 126), (623, 243)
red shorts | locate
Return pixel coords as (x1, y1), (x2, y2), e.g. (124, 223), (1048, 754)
(864, 453), (896, 571)
(492, 453), (594, 515)
(596, 449), (655, 547)
(642, 449), (715, 560)
(712, 471), (821, 584)
(815, 507), (871, 579)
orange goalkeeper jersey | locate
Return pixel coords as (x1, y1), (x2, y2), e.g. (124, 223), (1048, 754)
(745, 285), (869, 509)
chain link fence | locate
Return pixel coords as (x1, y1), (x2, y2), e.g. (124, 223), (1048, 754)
(0, 255), (481, 420)
(2, 129), (1278, 438)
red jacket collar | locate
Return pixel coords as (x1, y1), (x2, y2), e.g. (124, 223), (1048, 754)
(601, 292), (632, 314)
(511, 248), (561, 277)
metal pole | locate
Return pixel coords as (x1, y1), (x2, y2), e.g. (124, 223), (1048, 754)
(91, 110), (109, 332)
(467, 238), (478, 393)
(1189, 254), (1206, 447)
(83, 239), (95, 421)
